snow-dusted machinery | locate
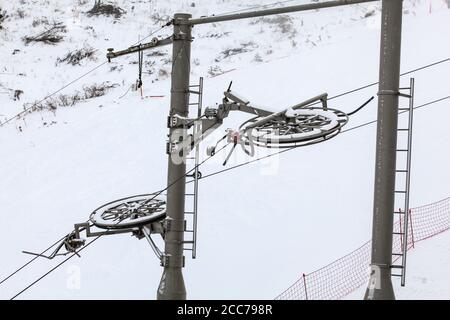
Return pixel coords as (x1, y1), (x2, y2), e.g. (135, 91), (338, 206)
(11, 0), (408, 301)
(24, 86), (349, 260)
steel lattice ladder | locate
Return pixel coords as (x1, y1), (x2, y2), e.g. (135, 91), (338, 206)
(183, 77), (203, 259)
(391, 78), (415, 286)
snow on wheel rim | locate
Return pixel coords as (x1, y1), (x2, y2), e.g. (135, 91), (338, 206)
(240, 107), (348, 148)
(90, 194), (166, 229)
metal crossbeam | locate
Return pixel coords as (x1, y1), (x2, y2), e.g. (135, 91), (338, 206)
(187, 0), (378, 25)
(106, 36), (173, 61)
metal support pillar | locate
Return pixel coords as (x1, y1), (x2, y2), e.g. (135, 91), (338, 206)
(365, 0), (403, 300)
(157, 13), (192, 300)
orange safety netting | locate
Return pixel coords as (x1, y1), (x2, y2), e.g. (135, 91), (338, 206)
(275, 197), (450, 300)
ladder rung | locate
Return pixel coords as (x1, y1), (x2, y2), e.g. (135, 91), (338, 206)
(184, 248), (194, 251)
(185, 230), (194, 233)
(185, 193), (195, 196)
(394, 211), (405, 214)
(391, 274), (403, 277)
(392, 253), (403, 256)
(189, 103), (199, 105)
(395, 190), (407, 193)
(396, 149), (408, 152)
(396, 170), (408, 173)
(185, 211), (195, 215)
(390, 265), (404, 269)
(189, 90), (200, 95)
(189, 85), (200, 88)
(393, 232), (405, 235)
(183, 241), (194, 244)
(397, 128), (409, 131)
(399, 87), (411, 90)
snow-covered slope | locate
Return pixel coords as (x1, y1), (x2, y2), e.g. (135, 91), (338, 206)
(346, 230), (450, 300)
(0, 0), (449, 299)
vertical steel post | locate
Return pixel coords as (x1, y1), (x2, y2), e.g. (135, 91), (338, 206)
(302, 273), (308, 300)
(157, 13), (192, 300)
(365, 0), (403, 300)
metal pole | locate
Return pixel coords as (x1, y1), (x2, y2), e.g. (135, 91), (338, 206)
(188, 0), (378, 25)
(302, 273), (308, 300)
(365, 0), (403, 300)
(157, 13), (192, 300)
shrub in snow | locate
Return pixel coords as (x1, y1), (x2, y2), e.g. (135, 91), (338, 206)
(22, 82), (117, 116)
(23, 22), (67, 45)
(158, 68), (169, 79)
(14, 90), (24, 101)
(251, 15), (297, 39)
(86, 0), (126, 18)
(201, 31), (231, 39)
(82, 82), (117, 99)
(151, 11), (171, 25)
(207, 66), (223, 77)
(146, 50), (167, 57)
(0, 9), (7, 29)
(56, 46), (97, 66)
(364, 10), (376, 18)
(216, 42), (257, 62)
(15, 9), (27, 19)
(32, 17), (49, 28)
(253, 53), (263, 63)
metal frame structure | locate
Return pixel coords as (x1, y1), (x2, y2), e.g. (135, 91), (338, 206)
(390, 78), (415, 287)
(184, 77), (204, 259)
(109, 0), (404, 300)
(24, 0), (408, 300)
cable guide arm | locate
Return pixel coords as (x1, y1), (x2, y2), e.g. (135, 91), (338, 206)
(22, 221), (164, 260)
(106, 36), (173, 62)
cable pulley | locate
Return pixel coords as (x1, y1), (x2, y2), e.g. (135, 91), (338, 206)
(201, 89), (351, 158)
(240, 107), (348, 148)
(90, 194), (166, 230)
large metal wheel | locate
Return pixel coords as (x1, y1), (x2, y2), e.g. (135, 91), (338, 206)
(240, 107), (348, 148)
(90, 194), (166, 229)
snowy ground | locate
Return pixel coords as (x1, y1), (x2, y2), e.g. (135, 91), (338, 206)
(346, 231), (450, 300)
(0, 0), (449, 299)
